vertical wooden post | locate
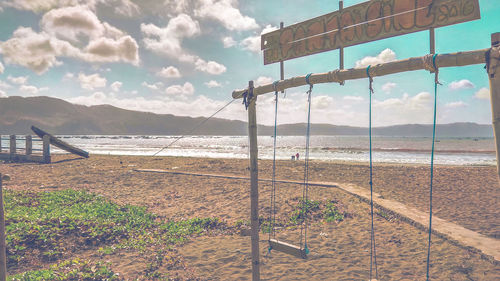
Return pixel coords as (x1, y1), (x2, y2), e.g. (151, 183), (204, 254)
(0, 174), (7, 281)
(280, 22), (285, 94)
(247, 80), (260, 281)
(9, 135), (15, 161)
(339, 1), (344, 69)
(25, 135), (32, 155)
(430, 28), (436, 54)
(0, 135), (2, 152)
(488, 32), (500, 180)
(43, 135), (51, 164)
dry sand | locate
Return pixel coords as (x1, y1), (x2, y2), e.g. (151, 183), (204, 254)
(1, 154), (499, 280)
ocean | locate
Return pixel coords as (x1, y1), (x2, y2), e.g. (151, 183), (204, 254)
(10, 135), (494, 166)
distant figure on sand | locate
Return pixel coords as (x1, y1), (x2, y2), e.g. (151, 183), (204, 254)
(296, 153), (299, 160)
(291, 155), (295, 160)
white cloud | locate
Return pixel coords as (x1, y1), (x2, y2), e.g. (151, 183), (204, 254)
(78, 72), (107, 90)
(312, 95), (334, 110)
(142, 14), (225, 75)
(373, 92), (434, 125)
(0, 90), (6, 98)
(222, 36), (236, 48)
(1, 0), (140, 17)
(194, 59), (226, 75)
(255, 76), (273, 86)
(142, 81), (164, 91)
(165, 82), (195, 96)
(63, 72), (74, 80)
(355, 48), (396, 68)
(110, 81), (122, 92)
(0, 61), (4, 74)
(19, 85), (48, 95)
(0, 80), (11, 89)
(445, 101), (467, 108)
(0, 6), (139, 74)
(474, 87), (490, 100)
(449, 79), (475, 90)
(141, 14), (200, 57)
(157, 66), (181, 78)
(8, 75), (28, 85)
(194, 0), (258, 31)
(205, 80), (222, 88)
(240, 36), (260, 53)
(381, 82), (396, 93)
(343, 96), (364, 102)
(241, 25), (278, 54)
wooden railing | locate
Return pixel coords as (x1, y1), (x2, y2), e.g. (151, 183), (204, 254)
(0, 135), (50, 163)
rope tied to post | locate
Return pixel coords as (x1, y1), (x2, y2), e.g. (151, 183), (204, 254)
(305, 73), (313, 100)
(327, 69), (344, 85)
(367, 65), (374, 94)
(423, 54), (442, 85)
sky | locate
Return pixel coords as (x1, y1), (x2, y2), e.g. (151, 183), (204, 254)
(0, 0), (498, 127)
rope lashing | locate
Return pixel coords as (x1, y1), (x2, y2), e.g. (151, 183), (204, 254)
(242, 90), (249, 110)
(367, 65), (379, 281)
(367, 65), (374, 94)
(426, 53), (440, 281)
(327, 69), (344, 85)
(422, 54), (442, 85)
(305, 73), (313, 95)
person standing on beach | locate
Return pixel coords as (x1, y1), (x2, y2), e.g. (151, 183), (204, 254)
(296, 152), (299, 160)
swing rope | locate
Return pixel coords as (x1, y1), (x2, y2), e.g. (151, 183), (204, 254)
(367, 65), (379, 280)
(268, 81), (280, 247)
(299, 73), (313, 255)
(426, 53), (440, 281)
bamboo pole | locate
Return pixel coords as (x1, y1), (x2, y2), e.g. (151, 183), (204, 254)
(25, 135), (32, 155)
(247, 81), (260, 281)
(232, 48), (490, 99)
(488, 33), (500, 179)
(0, 174), (6, 281)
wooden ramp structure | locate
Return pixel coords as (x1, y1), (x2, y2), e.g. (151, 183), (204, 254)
(31, 126), (89, 158)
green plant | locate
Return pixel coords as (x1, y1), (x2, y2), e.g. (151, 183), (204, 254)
(324, 202), (344, 223)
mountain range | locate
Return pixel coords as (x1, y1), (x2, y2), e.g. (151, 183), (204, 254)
(0, 96), (494, 137)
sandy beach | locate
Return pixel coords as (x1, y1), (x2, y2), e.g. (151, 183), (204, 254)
(1, 154), (499, 280)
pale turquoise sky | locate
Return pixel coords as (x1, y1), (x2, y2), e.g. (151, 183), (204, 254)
(0, 0), (498, 126)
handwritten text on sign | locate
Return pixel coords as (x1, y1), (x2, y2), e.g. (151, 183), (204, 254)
(261, 0), (480, 65)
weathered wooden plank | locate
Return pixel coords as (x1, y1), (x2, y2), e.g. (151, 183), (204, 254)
(31, 125), (89, 158)
(269, 239), (307, 259)
(0, 153), (45, 163)
(262, 0), (480, 64)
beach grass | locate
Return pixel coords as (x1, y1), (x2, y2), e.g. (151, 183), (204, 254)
(4, 188), (225, 278)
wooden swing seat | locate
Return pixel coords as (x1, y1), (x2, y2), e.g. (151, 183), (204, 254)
(268, 239), (308, 259)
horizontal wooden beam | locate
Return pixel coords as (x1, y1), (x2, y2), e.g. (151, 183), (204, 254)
(232, 48), (491, 99)
(0, 153), (45, 163)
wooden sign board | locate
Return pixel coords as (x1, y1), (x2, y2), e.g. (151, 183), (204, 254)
(261, 0), (480, 65)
